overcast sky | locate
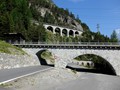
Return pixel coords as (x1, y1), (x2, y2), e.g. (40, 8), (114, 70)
(53, 0), (120, 37)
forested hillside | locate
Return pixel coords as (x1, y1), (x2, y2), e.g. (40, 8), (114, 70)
(0, 0), (115, 43)
(29, 0), (83, 30)
(0, 0), (32, 40)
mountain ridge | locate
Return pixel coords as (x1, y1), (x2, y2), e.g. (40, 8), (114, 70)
(0, 0), (113, 42)
(29, 0), (84, 31)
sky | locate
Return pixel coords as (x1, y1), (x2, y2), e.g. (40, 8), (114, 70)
(52, 0), (120, 37)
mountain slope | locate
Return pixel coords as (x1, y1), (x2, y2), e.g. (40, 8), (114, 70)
(29, 0), (83, 31)
(0, 0), (112, 42)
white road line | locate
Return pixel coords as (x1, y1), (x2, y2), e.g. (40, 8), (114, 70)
(0, 67), (53, 85)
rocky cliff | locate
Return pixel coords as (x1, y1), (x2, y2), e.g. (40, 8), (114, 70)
(29, 0), (83, 31)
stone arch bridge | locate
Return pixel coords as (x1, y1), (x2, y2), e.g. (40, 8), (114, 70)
(43, 24), (83, 37)
(14, 43), (120, 76)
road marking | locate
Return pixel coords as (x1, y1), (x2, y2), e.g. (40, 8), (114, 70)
(0, 67), (53, 85)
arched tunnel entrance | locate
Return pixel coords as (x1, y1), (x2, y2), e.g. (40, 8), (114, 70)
(36, 50), (55, 66)
(55, 28), (61, 35)
(69, 30), (74, 36)
(62, 29), (67, 36)
(68, 54), (116, 76)
(47, 26), (54, 32)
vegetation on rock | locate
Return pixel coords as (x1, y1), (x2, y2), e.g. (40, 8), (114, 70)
(0, 40), (26, 55)
(41, 50), (55, 64)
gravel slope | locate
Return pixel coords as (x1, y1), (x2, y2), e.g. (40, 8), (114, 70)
(3, 68), (80, 90)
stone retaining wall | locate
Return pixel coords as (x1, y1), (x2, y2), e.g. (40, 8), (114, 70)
(0, 53), (40, 69)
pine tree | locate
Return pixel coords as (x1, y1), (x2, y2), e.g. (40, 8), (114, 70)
(111, 30), (118, 42)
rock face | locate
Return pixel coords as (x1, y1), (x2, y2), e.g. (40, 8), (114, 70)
(29, 0), (83, 31)
(0, 53), (40, 69)
(63, 16), (83, 31)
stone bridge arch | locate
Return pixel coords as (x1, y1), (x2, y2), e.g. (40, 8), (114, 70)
(49, 49), (120, 75)
(47, 26), (53, 32)
(43, 24), (83, 37)
(69, 30), (74, 36)
(74, 53), (116, 75)
(75, 31), (79, 36)
(23, 48), (120, 76)
(62, 29), (68, 36)
(55, 27), (61, 36)
(36, 49), (48, 65)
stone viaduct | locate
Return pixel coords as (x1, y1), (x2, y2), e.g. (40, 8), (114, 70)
(14, 43), (120, 76)
(43, 24), (83, 37)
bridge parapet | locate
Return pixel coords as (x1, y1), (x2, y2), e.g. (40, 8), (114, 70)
(12, 41), (120, 45)
(12, 42), (120, 50)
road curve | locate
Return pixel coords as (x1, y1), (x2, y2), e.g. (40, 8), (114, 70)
(0, 65), (52, 84)
(51, 73), (120, 90)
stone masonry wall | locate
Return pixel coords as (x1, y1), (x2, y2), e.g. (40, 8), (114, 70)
(0, 53), (40, 69)
(23, 48), (120, 76)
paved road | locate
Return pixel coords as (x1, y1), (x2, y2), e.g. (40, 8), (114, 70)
(52, 73), (120, 90)
(67, 63), (88, 69)
(0, 65), (52, 84)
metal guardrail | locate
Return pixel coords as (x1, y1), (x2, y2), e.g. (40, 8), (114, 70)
(11, 41), (120, 46)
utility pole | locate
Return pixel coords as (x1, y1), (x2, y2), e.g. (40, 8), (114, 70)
(97, 24), (100, 43)
(97, 24), (100, 33)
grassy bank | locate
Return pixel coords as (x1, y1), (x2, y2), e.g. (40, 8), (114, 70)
(0, 40), (26, 55)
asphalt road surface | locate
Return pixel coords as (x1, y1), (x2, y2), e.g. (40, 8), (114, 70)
(67, 63), (89, 69)
(0, 65), (52, 84)
(1, 64), (120, 90)
(52, 73), (120, 90)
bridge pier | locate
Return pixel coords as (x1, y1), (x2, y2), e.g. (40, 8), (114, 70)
(60, 29), (63, 37)
(67, 30), (69, 37)
(73, 31), (76, 37)
(53, 27), (56, 34)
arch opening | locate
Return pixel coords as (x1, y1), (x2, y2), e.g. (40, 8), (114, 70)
(72, 54), (116, 76)
(47, 26), (53, 32)
(69, 30), (74, 36)
(75, 31), (79, 36)
(55, 28), (61, 35)
(36, 49), (55, 66)
(62, 29), (67, 36)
